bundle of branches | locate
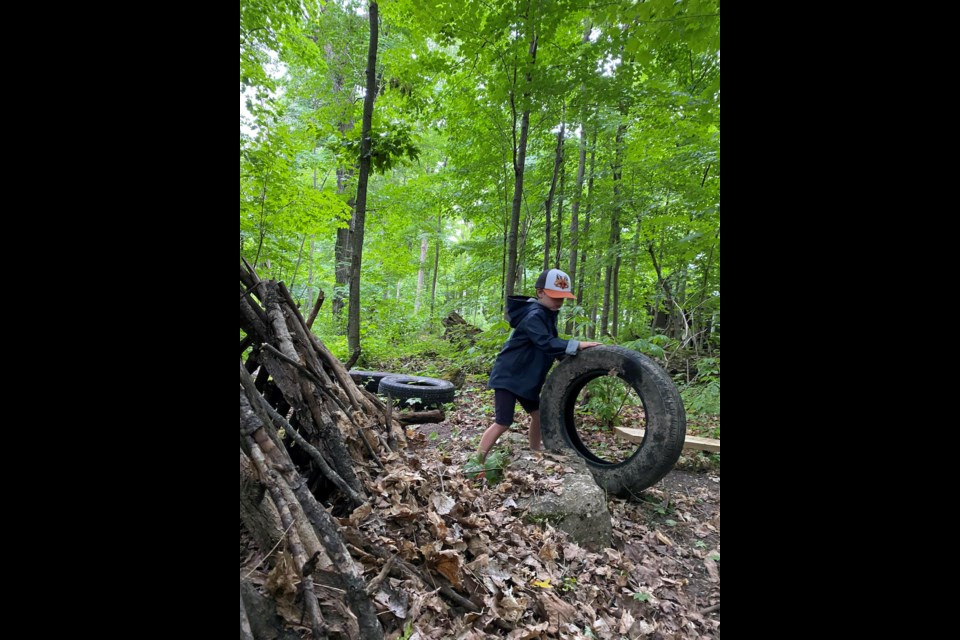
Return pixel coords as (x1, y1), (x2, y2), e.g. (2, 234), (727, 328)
(241, 259), (515, 639)
(240, 258), (404, 639)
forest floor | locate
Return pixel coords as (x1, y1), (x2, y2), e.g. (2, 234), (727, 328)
(242, 378), (720, 639)
(408, 380), (720, 638)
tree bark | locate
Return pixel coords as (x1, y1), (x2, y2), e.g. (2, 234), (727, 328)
(415, 236), (428, 313)
(566, 121), (587, 333)
(555, 156), (565, 268)
(347, 2), (380, 355)
(543, 120), (564, 271)
(326, 36), (357, 331)
(580, 129), (598, 338)
(430, 211), (441, 319)
(602, 119), (627, 338)
(506, 24), (538, 298)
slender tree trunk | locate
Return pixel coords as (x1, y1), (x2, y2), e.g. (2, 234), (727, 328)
(568, 125), (586, 290)
(543, 120), (565, 271)
(333, 196), (354, 330)
(508, 107), (531, 297)
(347, 3), (379, 355)
(326, 40), (357, 331)
(612, 255), (621, 338)
(627, 225), (640, 331)
(555, 159), (565, 268)
(602, 119), (627, 338)
(581, 130), (598, 338)
(254, 176), (269, 269)
(506, 26), (539, 298)
(290, 235), (307, 295)
(431, 211), (441, 319)
(567, 24), (591, 312)
(565, 129), (585, 333)
(306, 236), (316, 311)
(415, 236), (428, 313)
(500, 151), (511, 313)
(697, 227), (719, 351)
(648, 240), (679, 337)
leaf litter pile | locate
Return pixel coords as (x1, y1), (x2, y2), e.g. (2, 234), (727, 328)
(240, 382), (720, 639)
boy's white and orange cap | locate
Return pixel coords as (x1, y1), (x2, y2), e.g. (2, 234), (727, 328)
(536, 268), (576, 299)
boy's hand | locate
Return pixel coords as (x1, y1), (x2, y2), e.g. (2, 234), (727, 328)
(578, 342), (601, 350)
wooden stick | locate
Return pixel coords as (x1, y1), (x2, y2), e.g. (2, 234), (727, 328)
(365, 556), (396, 595)
(255, 391), (366, 507)
(397, 409), (445, 425)
(242, 393), (384, 640)
(239, 589), (255, 640)
(242, 426), (327, 638)
(305, 288), (325, 330)
(262, 342), (383, 468)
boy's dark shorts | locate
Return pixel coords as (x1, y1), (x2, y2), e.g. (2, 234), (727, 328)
(494, 389), (540, 426)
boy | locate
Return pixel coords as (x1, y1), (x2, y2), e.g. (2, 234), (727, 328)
(478, 268), (600, 462)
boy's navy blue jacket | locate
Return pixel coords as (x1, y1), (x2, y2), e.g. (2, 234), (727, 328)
(487, 296), (581, 401)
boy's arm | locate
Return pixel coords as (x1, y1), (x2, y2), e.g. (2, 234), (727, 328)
(523, 312), (581, 358)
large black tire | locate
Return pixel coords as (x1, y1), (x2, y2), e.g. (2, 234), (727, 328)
(378, 375), (456, 404)
(348, 370), (392, 393)
(540, 345), (686, 497)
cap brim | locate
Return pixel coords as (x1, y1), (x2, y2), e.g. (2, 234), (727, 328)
(544, 290), (576, 299)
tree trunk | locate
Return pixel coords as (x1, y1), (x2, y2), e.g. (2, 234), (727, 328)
(325, 36), (358, 332)
(431, 211), (441, 319)
(347, 3), (380, 355)
(306, 235), (316, 313)
(333, 205), (353, 329)
(580, 129), (597, 338)
(566, 24), (591, 322)
(506, 27), (539, 298)
(543, 120), (565, 271)
(565, 128), (585, 333)
(603, 120), (627, 338)
(555, 158), (565, 268)
(415, 235), (428, 313)
(507, 107), (530, 298)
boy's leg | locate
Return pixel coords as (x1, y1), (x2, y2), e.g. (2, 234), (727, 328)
(528, 410), (542, 451)
(479, 389), (519, 462)
(479, 423), (510, 461)
(516, 396), (543, 452)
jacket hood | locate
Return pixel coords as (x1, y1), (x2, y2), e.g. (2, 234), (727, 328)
(505, 295), (550, 328)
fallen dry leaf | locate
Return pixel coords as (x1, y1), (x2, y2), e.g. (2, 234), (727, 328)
(704, 552), (720, 583)
(431, 492), (455, 515)
(534, 590), (577, 624)
(539, 542), (558, 562)
(349, 502), (372, 524)
(655, 530), (675, 546)
(426, 510), (447, 539)
(431, 549), (463, 588)
(507, 622), (549, 639)
(498, 591), (529, 623)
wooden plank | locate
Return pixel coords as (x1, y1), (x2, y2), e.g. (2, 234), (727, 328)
(614, 427), (720, 453)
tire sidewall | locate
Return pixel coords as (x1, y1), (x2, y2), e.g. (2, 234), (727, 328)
(540, 345), (686, 497)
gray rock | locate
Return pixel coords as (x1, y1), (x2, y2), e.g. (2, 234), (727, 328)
(515, 452), (612, 549)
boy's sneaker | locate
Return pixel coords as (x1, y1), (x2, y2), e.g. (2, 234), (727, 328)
(463, 453), (486, 481)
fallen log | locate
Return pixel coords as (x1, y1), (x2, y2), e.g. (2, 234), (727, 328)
(396, 409), (445, 425)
